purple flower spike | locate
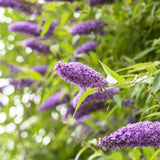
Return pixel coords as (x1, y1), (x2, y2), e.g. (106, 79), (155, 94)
(54, 61), (107, 89)
(38, 90), (69, 112)
(72, 87), (119, 108)
(70, 20), (105, 36)
(23, 39), (51, 54)
(8, 22), (40, 37)
(90, 0), (114, 6)
(0, 0), (42, 15)
(98, 121), (160, 151)
(32, 65), (48, 75)
(0, 0), (17, 8)
(45, 0), (75, 2)
(76, 41), (98, 54)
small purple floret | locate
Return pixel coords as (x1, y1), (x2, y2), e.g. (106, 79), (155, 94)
(54, 61), (107, 89)
(98, 121), (160, 151)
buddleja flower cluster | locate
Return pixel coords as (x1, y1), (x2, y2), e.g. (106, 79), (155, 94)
(98, 121), (160, 150)
(0, 0), (42, 15)
(54, 61), (107, 89)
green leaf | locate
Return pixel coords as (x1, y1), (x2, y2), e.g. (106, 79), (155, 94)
(152, 74), (160, 93)
(40, 18), (53, 37)
(109, 152), (123, 160)
(99, 61), (125, 84)
(133, 47), (158, 61)
(73, 88), (97, 118)
(131, 148), (141, 160)
(142, 105), (159, 114)
(113, 94), (122, 108)
(75, 147), (88, 160)
(87, 151), (103, 160)
(20, 67), (43, 80)
(144, 112), (160, 119)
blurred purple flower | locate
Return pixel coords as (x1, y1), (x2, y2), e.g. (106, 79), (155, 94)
(98, 121), (160, 151)
(0, 101), (3, 107)
(122, 99), (135, 108)
(70, 20), (105, 36)
(8, 21), (40, 36)
(90, 0), (114, 6)
(23, 39), (51, 54)
(32, 65), (48, 75)
(54, 61), (107, 89)
(74, 102), (106, 119)
(72, 87), (119, 108)
(63, 106), (75, 120)
(0, 0), (42, 15)
(9, 20), (58, 38)
(75, 41), (98, 54)
(38, 90), (69, 112)
(9, 78), (35, 89)
(10, 65), (20, 76)
(76, 115), (93, 125)
(45, 0), (74, 1)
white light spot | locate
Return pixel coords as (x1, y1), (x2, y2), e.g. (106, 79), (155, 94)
(0, 8), (5, 16)
(74, 12), (80, 18)
(3, 85), (15, 95)
(0, 78), (9, 87)
(14, 116), (22, 124)
(33, 95), (41, 104)
(39, 129), (45, 136)
(35, 135), (42, 143)
(16, 104), (24, 117)
(8, 44), (14, 50)
(43, 136), (51, 145)
(22, 93), (30, 104)
(1, 95), (9, 105)
(0, 40), (5, 50)
(8, 35), (14, 41)
(16, 55), (24, 63)
(0, 112), (7, 123)
(7, 140), (14, 150)
(25, 47), (32, 54)
(51, 112), (59, 120)
(21, 131), (28, 138)
(5, 123), (16, 134)
(0, 125), (5, 134)
(9, 106), (17, 118)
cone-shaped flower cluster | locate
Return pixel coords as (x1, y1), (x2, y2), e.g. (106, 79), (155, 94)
(0, 0), (42, 15)
(9, 20), (58, 38)
(75, 41), (98, 55)
(70, 20), (105, 36)
(9, 22), (40, 37)
(23, 39), (51, 54)
(72, 87), (119, 108)
(38, 90), (69, 112)
(54, 61), (107, 89)
(45, 0), (75, 2)
(90, 0), (114, 6)
(98, 121), (160, 151)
